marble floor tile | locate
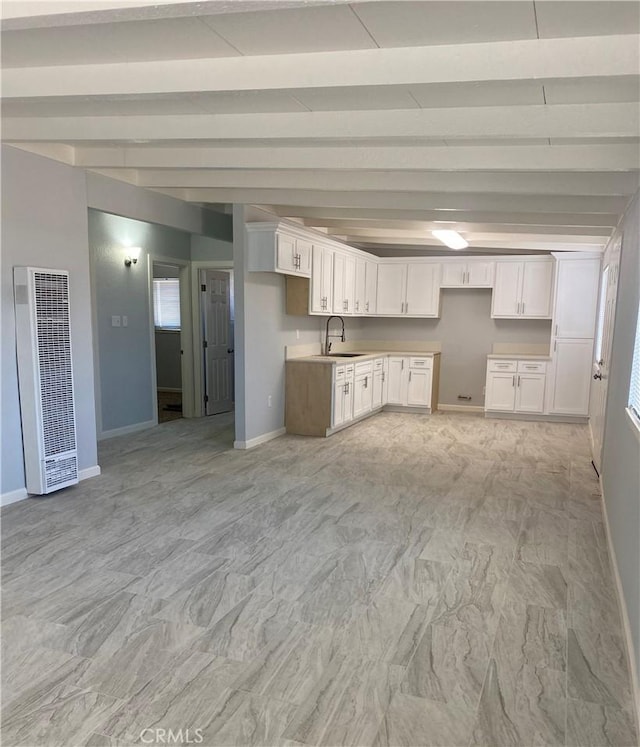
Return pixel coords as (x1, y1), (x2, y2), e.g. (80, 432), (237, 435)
(2, 411), (637, 747)
(566, 697), (638, 747)
(567, 628), (634, 710)
(373, 691), (476, 747)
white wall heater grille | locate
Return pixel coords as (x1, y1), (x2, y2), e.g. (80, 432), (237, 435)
(14, 267), (78, 494)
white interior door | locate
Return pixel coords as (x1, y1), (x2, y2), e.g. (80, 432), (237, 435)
(202, 269), (233, 416)
(590, 241), (621, 472)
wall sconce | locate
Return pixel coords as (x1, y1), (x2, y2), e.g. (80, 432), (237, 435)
(124, 247), (142, 267)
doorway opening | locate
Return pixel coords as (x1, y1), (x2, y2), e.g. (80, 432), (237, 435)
(152, 262), (184, 423)
(200, 268), (234, 416)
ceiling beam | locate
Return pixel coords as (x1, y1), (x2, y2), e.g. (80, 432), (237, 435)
(5, 103), (639, 142)
(352, 236), (604, 251)
(301, 218), (614, 237)
(125, 167), (640, 196)
(273, 205), (621, 227)
(152, 187), (630, 214)
(73, 144), (640, 171)
(4, 35), (638, 98)
(338, 228), (607, 244)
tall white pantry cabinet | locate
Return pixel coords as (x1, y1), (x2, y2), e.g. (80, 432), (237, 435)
(546, 255), (601, 416)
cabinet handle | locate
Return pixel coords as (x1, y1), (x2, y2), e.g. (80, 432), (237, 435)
(555, 324), (558, 336)
(364, 376), (368, 388)
(517, 375), (521, 387)
(382, 372), (385, 382)
(366, 301), (369, 312)
(512, 375), (515, 387)
(522, 302), (525, 315)
(355, 301), (359, 311)
(405, 301), (409, 313)
(554, 340), (557, 352)
(401, 359), (404, 370)
(409, 371), (412, 382)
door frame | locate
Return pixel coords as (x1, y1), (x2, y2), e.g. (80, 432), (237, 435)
(190, 260), (234, 417)
(148, 254), (194, 422)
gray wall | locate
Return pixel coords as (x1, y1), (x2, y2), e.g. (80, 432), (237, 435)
(89, 209), (191, 434)
(191, 234), (233, 261)
(351, 289), (552, 406)
(154, 332), (182, 390)
(601, 192), (640, 682)
(1, 145), (98, 495)
(234, 205), (322, 443)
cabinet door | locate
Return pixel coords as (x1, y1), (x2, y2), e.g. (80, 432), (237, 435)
(515, 373), (546, 413)
(332, 252), (346, 314)
(376, 264), (406, 315)
(386, 357), (406, 404)
(332, 380), (345, 427)
(310, 245), (325, 313)
(321, 247), (334, 313)
(441, 262), (466, 287)
(405, 263), (440, 316)
(276, 234), (296, 273)
(554, 258), (601, 338)
(296, 238), (312, 276)
(344, 255), (356, 315)
(354, 259), (366, 314)
(343, 375), (354, 422)
(521, 260), (553, 318)
(549, 339), (594, 415)
(372, 370), (383, 409)
(467, 261), (494, 287)
(485, 372), (516, 411)
(492, 262), (522, 317)
(407, 368), (432, 407)
(365, 261), (377, 314)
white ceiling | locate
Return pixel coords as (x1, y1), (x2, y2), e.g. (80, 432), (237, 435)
(2, 0), (639, 254)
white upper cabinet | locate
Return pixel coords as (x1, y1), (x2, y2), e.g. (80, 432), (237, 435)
(364, 261), (378, 314)
(333, 251), (356, 315)
(492, 259), (554, 319)
(441, 260), (494, 288)
(354, 258), (366, 315)
(310, 244), (334, 314)
(247, 225), (313, 278)
(377, 262), (440, 317)
(553, 257), (601, 339)
(376, 263), (406, 315)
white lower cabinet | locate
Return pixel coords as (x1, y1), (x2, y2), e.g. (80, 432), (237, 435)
(387, 356), (434, 408)
(332, 364), (354, 427)
(485, 359), (547, 414)
(353, 372), (374, 418)
(548, 339), (594, 415)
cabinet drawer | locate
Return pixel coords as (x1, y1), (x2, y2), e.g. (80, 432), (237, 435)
(373, 358), (385, 370)
(335, 366), (346, 381)
(488, 359), (517, 373)
(355, 361), (373, 375)
(409, 356), (432, 369)
(517, 360), (547, 373)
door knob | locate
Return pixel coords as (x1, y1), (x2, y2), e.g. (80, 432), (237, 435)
(227, 349), (234, 354)
(593, 372), (602, 380)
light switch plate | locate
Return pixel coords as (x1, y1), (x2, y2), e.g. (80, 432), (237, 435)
(111, 315), (121, 327)
(122, 316), (128, 327)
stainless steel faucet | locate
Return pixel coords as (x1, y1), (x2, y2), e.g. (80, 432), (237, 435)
(324, 315), (345, 355)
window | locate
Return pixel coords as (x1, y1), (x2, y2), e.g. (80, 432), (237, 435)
(153, 278), (180, 330)
(629, 301), (640, 425)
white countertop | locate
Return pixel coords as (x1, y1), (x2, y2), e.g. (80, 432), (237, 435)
(289, 350), (440, 364)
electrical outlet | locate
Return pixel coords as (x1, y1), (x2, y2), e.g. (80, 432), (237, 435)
(111, 315), (121, 327)
(267, 395), (272, 407)
(122, 316), (128, 327)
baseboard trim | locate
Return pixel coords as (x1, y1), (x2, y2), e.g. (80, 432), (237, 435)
(485, 411), (589, 424)
(79, 465), (101, 481)
(98, 419), (157, 441)
(383, 405), (430, 414)
(1, 464), (102, 507)
(438, 404), (484, 413)
(599, 474), (640, 735)
(0, 487), (28, 507)
(234, 427), (285, 450)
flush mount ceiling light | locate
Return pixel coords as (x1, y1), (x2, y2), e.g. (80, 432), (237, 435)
(431, 230), (468, 250)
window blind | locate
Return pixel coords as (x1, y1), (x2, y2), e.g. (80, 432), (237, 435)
(629, 301), (640, 421)
(153, 278), (181, 330)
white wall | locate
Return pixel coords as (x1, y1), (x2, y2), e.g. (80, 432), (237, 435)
(1, 146), (98, 496)
(233, 205), (322, 445)
(600, 192), (640, 690)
